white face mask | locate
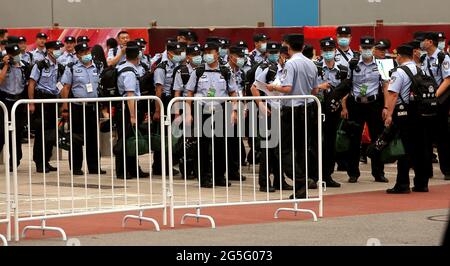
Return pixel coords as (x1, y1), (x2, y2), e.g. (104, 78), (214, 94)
(438, 41), (446, 51)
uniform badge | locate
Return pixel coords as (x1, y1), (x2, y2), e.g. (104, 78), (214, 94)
(75, 69), (83, 73)
(389, 76), (396, 84)
(282, 69), (288, 79)
(443, 61), (450, 71)
(428, 86), (434, 93)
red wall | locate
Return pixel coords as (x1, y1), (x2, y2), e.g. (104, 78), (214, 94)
(4, 25), (450, 56)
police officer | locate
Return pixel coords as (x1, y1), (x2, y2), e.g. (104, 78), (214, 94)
(76, 36), (90, 44)
(341, 36), (388, 183)
(28, 40), (64, 173)
(184, 42), (239, 188)
(315, 38), (349, 188)
(17, 36), (33, 65)
(151, 37), (177, 68)
(265, 34), (317, 199)
(173, 43), (202, 98)
(219, 38), (230, 64)
(60, 42), (106, 176)
(374, 40), (389, 60)
(0, 43), (28, 170)
(31, 32), (48, 64)
(384, 44), (424, 193)
(420, 32), (450, 181)
(107, 31), (130, 67)
(153, 42), (185, 175)
(57, 36), (77, 66)
(135, 38), (151, 69)
(177, 30), (197, 46)
(335, 26), (354, 67)
(114, 44), (149, 179)
(249, 34), (268, 66)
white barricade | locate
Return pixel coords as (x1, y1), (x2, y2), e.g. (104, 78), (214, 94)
(10, 96), (166, 241)
(167, 96), (323, 228)
(0, 101), (11, 246)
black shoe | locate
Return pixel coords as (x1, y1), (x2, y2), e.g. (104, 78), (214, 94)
(216, 180), (231, 187)
(336, 164), (347, 172)
(308, 179), (318, 189)
(229, 175), (247, 181)
(386, 187), (411, 194)
(360, 155), (368, 164)
(259, 186), (276, 193)
(36, 166), (50, 173)
(274, 181), (294, 191)
(325, 179), (341, 188)
(375, 176), (389, 183)
(89, 169), (107, 175)
(73, 169), (84, 176)
(116, 174), (135, 180)
(348, 176), (358, 183)
(445, 175), (450, 181)
(412, 187), (429, 192)
(289, 189), (307, 199)
(172, 168), (180, 176)
(129, 171), (150, 178)
(46, 164), (57, 172)
(201, 181), (213, 188)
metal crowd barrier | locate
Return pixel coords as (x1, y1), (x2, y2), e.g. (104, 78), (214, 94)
(167, 96), (323, 228)
(10, 96), (166, 241)
(0, 101), (11, 246)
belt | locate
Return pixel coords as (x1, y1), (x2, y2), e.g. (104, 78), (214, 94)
(281, 102), (315, 111)
(35, 90), (58, 99)
(0, 91), (22, 101)
(353, 94), (379, 104)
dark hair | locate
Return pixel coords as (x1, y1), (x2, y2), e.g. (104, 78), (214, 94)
(0, 29), (8, 38)
(117, 31), (129, 38)
(302, 44), (314, 59)
(126, 47), (139, 60)
(106, 38), (118, 49)
(91, 45), (107, 67)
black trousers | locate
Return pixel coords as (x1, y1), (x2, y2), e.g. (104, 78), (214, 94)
(409, 104), (433, 188)
(0, 99), (26, 168)
(69, 103), (100, 172)
(32, 96), (57, 167)
(152, 94), (172, 172)
(346, 97), (385, 179)
(435, 100), (450, 176)
(392, 108), (414, 189)
(259, 106), (283, 187)
(114, 103), (144, 177)
(227, 123), (246, 179)
(322, 108), (341, 181)
(197, 106), (226, 185)
(280, 104), (318, 192)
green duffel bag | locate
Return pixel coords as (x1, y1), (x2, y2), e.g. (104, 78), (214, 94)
(126, 127), (150, 157)
(380, 135), (406, 164)
(335, 120), (351, 153)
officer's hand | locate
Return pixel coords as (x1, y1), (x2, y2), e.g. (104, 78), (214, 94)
(348, 58), (358, 70)
(231, 110), (238, 125)
(2, 55), (10, 65)
(61, 110), (69, 122)
(153, 110), (161, 121)
(340, 107), (349, 119)
(384, 116), (393, 127)
(130, 116), (136, 126)
(382, 108), (388, 120)
(185, 113), (193, 126)
(266, 84), (276, 92)
(29, 103), (35, 114)
(318, 82), (331, 91)
(258, 103), (271, 117)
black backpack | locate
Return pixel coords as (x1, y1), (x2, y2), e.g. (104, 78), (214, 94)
(99, 63), (137, 97)
(399, 65), (439, 117)
(34, 59), (66, 84)
(170, 63), (191, 96)
(194, 64), (232, 93)
(245, 61), (276, 96)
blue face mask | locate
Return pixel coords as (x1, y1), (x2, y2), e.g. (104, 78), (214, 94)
(322, 51), (335, 61)
(236, 57), (245, 68)
(180, 52), (186, 61)
(203, 54), (215, 64)
(259, 43), (267, 53)
(438, 41), (446, 51)
(81, 53), (92, 64)
(338, 38), (350, 47)
(362, 49), (373, 59)
(52, 50), (62, 59)
(191, 55), (202, 66)
(268, 53), (280, 63)
(219, 48), (228, 57)
(171, 54), (183, 63)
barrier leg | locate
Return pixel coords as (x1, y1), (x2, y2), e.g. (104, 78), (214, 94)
(21, 220), (67, 241)
(181, 208), (215, 229)
(0, 234), (7, 246)
(122, 211), (160, 232)
(274, 203), (318, 222)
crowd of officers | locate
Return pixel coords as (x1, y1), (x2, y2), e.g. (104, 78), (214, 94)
(0, 27), (449, 198)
